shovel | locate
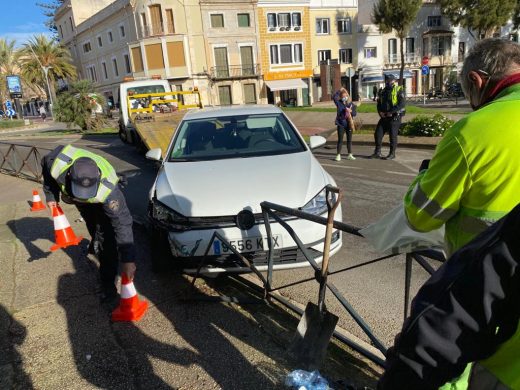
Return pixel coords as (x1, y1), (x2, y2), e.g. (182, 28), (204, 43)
(288, 189), (341, 370)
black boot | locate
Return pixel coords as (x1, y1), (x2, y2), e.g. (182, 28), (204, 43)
(384, 150), (396, 160)
(370, 151), (382, 159)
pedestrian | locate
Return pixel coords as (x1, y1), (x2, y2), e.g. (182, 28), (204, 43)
(372, 85), (378, 101)
(41, 144), (136, 303)
(333, 88), (357, 162)
(39, 105), (47, 122)
(378, 204), (520, 390)
(370, 74), (405, 160)
(401, 38), (520, 389)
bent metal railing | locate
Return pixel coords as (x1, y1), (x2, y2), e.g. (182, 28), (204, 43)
(190, 185), (446, 366)
(0, 142), (52, 183)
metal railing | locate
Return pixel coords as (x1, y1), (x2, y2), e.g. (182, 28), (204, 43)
(209, 64), (261, 80)
(385, 53), (421, 64)
(189, 185), (445, 366)
(0, 142), (52, 183)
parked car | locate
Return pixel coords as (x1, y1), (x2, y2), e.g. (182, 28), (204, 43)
(146, 105), (342, 273)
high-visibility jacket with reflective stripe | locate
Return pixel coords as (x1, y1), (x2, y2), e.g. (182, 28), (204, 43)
(404, 83), (520, 254)
(50, 144), (119, 203)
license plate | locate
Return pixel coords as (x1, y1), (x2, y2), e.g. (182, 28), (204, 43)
(211, 235), (282, 255)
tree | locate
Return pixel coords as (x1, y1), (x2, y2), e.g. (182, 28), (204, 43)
(372, 0), (423, 85)
(0, 38), (20, 101)
(54, 80), (106, 131)
(37, 0), (65, 34)
(439, 0), (517, 39)
(19, 34), (76, 102)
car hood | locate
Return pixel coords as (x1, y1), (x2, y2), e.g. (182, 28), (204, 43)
(154, 152), (329, 216)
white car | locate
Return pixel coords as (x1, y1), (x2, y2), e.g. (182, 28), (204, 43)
(146, 105), (342, 273)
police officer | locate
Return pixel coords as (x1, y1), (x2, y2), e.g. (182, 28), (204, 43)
(42, 144), (136, 302)
(371, 74), (405, 160)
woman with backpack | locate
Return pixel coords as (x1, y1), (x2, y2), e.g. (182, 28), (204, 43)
(333, 88), (357, 162)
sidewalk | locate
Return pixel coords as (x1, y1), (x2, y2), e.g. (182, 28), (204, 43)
(0, 174), (380, 389)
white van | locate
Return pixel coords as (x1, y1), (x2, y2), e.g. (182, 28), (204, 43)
(117, 78), (172, 144)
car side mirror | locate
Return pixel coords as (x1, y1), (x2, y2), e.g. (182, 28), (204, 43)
(309, 135), (326, 150)
(145, 148), (162, 161)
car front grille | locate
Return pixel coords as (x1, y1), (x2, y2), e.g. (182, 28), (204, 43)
(187, 210), (297, 230)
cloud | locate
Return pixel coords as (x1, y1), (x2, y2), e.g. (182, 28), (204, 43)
(0, 32), (55, 46)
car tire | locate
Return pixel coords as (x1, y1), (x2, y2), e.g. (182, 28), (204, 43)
(150, 226), (184, 273)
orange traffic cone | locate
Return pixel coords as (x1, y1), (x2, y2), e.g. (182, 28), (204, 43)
(30, 190), (46, 212)
(112, 273), (148, 322)
(50, 204), (83, 251)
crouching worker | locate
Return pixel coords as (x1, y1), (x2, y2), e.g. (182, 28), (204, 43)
(378, 203), (520, 390)
(42, 144), (136, 302)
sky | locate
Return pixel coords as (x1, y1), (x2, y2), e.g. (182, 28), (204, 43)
(0, 1), (53, 45)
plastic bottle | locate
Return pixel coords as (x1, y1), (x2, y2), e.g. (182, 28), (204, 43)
(285, 369), (329, 390)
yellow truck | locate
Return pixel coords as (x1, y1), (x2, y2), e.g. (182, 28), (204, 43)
(117, 78), (202, 156)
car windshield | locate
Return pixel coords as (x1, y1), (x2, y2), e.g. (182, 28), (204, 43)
(168, 113), (306, 161)
(127, 85), (165, 95)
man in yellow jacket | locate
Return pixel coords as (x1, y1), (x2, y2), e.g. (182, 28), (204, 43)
(391, 38), (520, 389)
(404, 38), (520, 255)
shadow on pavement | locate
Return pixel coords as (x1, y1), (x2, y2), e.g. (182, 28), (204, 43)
(7, 217), (54, 262)
(0, 304), (33, 389)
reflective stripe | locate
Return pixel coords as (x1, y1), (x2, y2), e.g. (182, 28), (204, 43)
(50, 146), (78, 178)
(91, 183), (112, 203)
(32, 194), (42, 202)
(459, 215), (496, 235)
(53, 214), (71, 230)
(120, 282), (137, 299)
(411, 183), (458, 221)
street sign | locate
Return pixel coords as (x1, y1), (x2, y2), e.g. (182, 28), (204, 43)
(421, 65), (430, 75)
(421, 56), (429, 65)
(4, 100), (16, 117)
(346, 67), (355, 77)
(6, 75), (22, 99)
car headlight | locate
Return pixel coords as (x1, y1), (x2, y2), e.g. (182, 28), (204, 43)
(150, 198), (190, 231)
(300, 188), (336, 216)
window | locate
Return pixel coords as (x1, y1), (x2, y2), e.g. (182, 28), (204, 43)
(431, 36), (451, 56)
(316, 18), (330, 34)
(337, 18), (351, 34)
(238, 13), (250, 27)
(243, 84), (256, 104)
(240, 46), (254, 75)
(267, 12), (301, 31)
(119, 24), (126, 38)
(218, 85), (232, 105)
(69, 16), (74, 31)
(102, 62), (108, 79)
(364, 47), (377, 58)
(318, 50), (331, 63)
(269, 44), (303, 65)
(405, 37), (415, 61)
(124, 54), (131, 73)
(108, 30), (113, 42)
(112, 58), (119, 77)
(427, 16), (442, 27)
(423, 37), (429, 56)
(388, 38), (397, 63)
(339, 48), (353, 64)
(97, 36), (103, 48)
(166, 9), (175, 33)
(214, 47), (229, 77)
(458, 41), (465, 62)
(149, 4), (163, 35)
(86, 65), (97, 82)
(211, 14), (224, 28)
(59, 25), (63, 38)
(82, 41), (92, 53)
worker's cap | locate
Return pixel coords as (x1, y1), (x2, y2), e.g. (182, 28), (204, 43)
(384, 73), (397, 82)
(69, 157), (100, 200)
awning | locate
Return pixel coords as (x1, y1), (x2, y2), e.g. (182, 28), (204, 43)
(362, 75), (384, 82)
(265, 78), (307, 91)
(383, 70), (413, 79)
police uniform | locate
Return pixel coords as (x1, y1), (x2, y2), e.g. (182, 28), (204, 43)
(42, 144), (135, 298)
(372, 76), (405, 159)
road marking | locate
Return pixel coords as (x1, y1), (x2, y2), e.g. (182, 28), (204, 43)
(321, 163), (416, 177)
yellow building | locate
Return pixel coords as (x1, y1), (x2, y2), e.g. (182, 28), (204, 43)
(309, 0), (357, 101)
(257, 0), (313, 106)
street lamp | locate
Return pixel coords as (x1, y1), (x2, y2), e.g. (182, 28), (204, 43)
(28, 45), (54, 118)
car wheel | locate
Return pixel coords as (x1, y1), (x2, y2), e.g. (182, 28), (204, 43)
(150, 226), (183, 273)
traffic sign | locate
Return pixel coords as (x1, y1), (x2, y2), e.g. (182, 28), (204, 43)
(421, 65), (430, 75)
(346, 67), (355, 78)
(422, 56), (429, 65)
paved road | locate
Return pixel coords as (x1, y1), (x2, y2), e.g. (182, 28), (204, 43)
(1, 134), (435, 349)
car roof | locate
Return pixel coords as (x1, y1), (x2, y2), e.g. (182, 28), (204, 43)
(183, 104), (283, 120)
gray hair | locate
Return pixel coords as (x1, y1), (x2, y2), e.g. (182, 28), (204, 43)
(460, 38), (520, 95)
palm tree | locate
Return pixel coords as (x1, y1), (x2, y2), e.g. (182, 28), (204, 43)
(19, 34), (76, 102)
(0, 38), (20, 101)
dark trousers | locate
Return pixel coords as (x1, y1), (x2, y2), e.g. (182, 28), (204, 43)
(374, 117), (400, 154)
(76, 204), (119, 293)
(337, 125), (353, 154)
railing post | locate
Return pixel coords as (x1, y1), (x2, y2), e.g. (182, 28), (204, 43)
(262, 206), (274, 300)
(404, 253), (413, 321)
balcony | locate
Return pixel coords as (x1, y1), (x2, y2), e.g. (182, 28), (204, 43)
(141, 22), (176, 38)
(384, 53), (421, 66)
(210, 64), (261, 80)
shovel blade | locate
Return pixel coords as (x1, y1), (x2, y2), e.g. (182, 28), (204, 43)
(287, 302), (339, 370)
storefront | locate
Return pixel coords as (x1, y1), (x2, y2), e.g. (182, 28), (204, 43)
(263, 70), (313, 107)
